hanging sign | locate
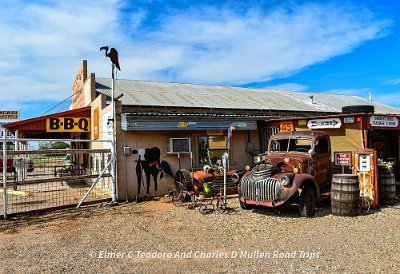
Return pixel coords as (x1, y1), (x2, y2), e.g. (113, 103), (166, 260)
(334, 152), (352, 166)
(279, 121), (294, 132)
(307, 118), (341, 129)
(46, 117), (91, 132)
(369, 116), (398, 128)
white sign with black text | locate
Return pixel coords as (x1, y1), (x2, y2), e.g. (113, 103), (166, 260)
(344, 116), (354, 124)
(307, 118), (342, 129)
(369, 116), (398, 128)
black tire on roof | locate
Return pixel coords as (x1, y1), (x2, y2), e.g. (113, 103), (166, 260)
(342, 105), (374, 114)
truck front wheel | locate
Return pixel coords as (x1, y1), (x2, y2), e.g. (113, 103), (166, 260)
(299, 188), (316, 217)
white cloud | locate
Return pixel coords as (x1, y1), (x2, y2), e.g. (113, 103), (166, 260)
(125, 3), (391, 84)
(372, 92), (400, 108)
(384, 78), (400, 85)
(324, 88), (371, 96)
(323, 88), (400, 109)
(264, 83), (308, 92)
(0, 0), (393, 113)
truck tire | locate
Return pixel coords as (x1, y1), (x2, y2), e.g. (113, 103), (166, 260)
(299, 188), (316, 217)
(342, 105), (374, 114)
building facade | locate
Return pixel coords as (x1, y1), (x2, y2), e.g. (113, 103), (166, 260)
(38, 60), (400, 200)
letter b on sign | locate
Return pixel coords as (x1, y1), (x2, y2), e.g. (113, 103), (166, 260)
(49, 118), (61, 130)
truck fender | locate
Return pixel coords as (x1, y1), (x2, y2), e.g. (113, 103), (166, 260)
(292, 174), (320, 200)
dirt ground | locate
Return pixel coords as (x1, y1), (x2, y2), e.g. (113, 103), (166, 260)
(0, 195), (399, 273)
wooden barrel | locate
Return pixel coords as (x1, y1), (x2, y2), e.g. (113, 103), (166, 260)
(331, 174), (359, 216)
(379, 170), (396, 205)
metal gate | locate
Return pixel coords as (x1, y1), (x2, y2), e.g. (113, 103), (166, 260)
(1, 138), (115, 218)
(261, 126), (279, 153)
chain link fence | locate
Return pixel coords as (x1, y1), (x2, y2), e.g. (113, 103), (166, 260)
(1, 138), (113, 217)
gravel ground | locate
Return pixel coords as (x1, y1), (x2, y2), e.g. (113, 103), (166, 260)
(0, 194), (399, 273)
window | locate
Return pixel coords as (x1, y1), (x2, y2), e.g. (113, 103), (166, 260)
(198, 136), (227, 165)
(315, 138), (329, 153)
(269, 138), (312, 153)
(167, 138), (191, 153)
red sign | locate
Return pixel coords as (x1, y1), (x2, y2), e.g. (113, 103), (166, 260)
(334, 152), (352, 166)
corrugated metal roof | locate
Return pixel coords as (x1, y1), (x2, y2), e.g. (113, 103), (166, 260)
(96, 78), (400, 114)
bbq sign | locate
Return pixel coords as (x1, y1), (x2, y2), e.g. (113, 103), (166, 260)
(46, 117), (90, 132)
(334, 152), (352, 166)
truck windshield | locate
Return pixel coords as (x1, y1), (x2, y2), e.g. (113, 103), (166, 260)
(269, 138), (313, 153)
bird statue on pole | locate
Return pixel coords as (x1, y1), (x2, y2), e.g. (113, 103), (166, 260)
(100, 46), (121, 71)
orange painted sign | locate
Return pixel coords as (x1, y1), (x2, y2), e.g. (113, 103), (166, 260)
(279, 121), (294, 132)
(93, 108), (99, 139)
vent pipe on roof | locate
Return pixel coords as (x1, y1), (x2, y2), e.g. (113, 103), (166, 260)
(368, 91), (373, 101)
(309, 95), (314, 104)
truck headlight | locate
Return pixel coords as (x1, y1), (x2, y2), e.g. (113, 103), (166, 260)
(280, 175), (290, 187)
(231, 173), (239, 183)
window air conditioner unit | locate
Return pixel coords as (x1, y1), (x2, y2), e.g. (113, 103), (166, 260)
(167, 138), (191, 154)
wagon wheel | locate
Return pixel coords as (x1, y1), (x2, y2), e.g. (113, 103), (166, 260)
(171, 170), (190, 206)
(174, 169), (193, 191)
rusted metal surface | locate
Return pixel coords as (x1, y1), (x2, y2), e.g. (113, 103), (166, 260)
(174, 168), (240, 195)
(353, 149), (379, 209)
(239, 130), (331, 209)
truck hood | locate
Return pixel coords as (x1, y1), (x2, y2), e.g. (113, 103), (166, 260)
(266, 152), (311, 172)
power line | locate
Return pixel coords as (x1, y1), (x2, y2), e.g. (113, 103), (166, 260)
(40, 90), (81, 116)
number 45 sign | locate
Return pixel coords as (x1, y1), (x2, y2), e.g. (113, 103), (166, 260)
(279, 121), (294, 132)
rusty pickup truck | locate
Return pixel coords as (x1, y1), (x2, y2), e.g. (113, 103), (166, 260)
(238, 130), (331, 217)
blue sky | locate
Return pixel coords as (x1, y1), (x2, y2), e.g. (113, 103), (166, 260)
(1, 0), (400, 120)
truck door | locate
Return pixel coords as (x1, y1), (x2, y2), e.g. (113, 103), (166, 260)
(314, 137), (331, 186)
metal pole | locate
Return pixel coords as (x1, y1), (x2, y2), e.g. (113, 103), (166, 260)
(2, 128), (8, 219)
(222, 152), (228, 206)
(111, 64), (117, 203)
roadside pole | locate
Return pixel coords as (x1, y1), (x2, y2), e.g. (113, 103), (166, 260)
(2, 128), (8, 219)
(111, 64), (117, 203)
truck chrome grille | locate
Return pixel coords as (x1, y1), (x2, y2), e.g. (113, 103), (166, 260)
(240, 177), (278, 202)
(251, 169), (272, 181)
